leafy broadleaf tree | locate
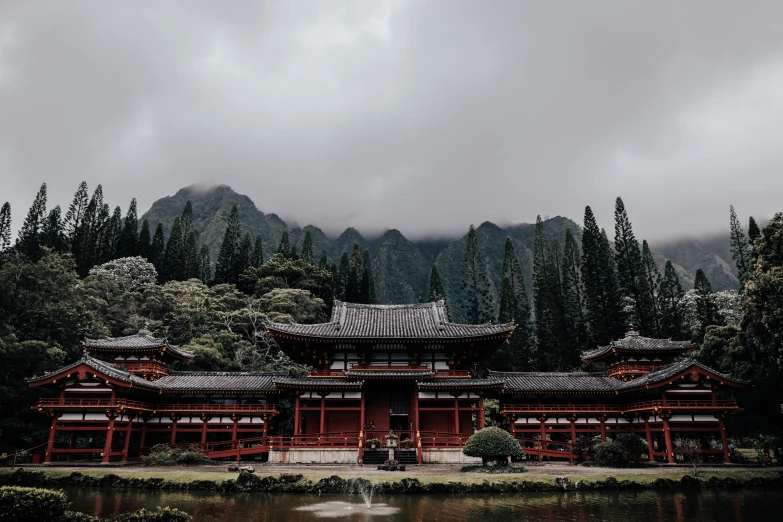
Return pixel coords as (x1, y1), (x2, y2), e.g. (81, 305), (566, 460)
(460, 224), (494, 324)
(16, 183), (47, 259)
(658, 260), (685, 339)
(729, 205), (750, 283)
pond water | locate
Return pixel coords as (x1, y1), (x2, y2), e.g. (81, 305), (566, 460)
(61, 487), (780, 521)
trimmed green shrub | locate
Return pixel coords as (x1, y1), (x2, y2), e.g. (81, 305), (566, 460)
(142, 444), (213, 467)
(460, 465), (527, 474)
(0, 486), (69, 521)
(462, 427), (523, 466)
(109, 507), (191, 521)
(591, 434), (647, 467)
(61, 512), (101, 522)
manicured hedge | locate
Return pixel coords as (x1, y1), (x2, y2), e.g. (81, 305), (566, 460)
(110, 507), (192, 521)
(463, 427), (523, 465)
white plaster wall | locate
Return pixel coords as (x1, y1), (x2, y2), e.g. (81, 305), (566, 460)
(422, 449), (482, 464)
(269, 449), (358, 464)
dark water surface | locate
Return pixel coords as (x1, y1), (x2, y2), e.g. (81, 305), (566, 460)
(62, 487), (781, 521)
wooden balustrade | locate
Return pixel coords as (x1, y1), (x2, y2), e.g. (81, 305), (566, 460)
(434, 369), (472, 378)
(308, 369), (347, 378)
(35, 398), (279, 415)
(349, 363), (431, 371)
(608, 363), (651, 377)
(118, 362), (169, 375)
(36, 398), (151, 410)
(500, 400), (739, 416)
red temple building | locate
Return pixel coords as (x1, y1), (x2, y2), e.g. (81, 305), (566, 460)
(29, 302), (744, 465)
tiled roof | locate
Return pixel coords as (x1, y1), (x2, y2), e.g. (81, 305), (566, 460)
(492, 371), (621, 393)
(266, 300), (514, 340)
(344, 369), (435, 379)
(84, 331), (194, 360)
(272, 377), (364, 389)
(582, 332), (692, 361)
(155, 371), (287, 392)
(417, 378), (506, 389)
(620, 357), (746, 390)
(27, 354), (159, 391)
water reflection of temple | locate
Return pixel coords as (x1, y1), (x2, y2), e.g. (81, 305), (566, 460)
(29, 301), (744, 464)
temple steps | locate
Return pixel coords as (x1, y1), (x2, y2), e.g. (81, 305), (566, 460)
(362, 449), (418, 465)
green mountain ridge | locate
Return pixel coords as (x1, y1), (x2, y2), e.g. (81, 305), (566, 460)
(141, 185), (740, 317)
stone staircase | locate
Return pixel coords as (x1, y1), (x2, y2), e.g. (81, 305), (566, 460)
(361, 449), (418, 465)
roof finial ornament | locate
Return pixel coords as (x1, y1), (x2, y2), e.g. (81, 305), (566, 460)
(625, 331), (639, 337)
(139, 324), (152, 337)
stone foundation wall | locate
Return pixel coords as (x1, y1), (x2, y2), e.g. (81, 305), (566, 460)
(422, 449), (482, 464)
(269, 448), (358, 464)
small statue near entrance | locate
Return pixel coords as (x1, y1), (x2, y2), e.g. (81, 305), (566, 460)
(385, 429), (399, 448)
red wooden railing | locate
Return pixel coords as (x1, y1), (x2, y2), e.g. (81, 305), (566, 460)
(417, 431), (467, 447)
(608, 363), (651, 378)
(36, 398), (151, 410)
(349, 363), (431, 372)
(308, 369), (346, 378)
(500, 400), (739, 415)
(434, 370), (472, 378)
(118, 362), (169, 375)
(500, 403), (622, 414)
(35, 399), (279, 415)
(625, 400), (738, 411)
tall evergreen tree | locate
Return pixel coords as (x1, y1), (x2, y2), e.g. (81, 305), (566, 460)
(277, 230), (290, 256)
(137, 219), (151, 260)
(72, 187), (106, 274)
(748, 216), (761, 270)
(614, 197), (651, 334)
(428, 264), (446, 302)
(99, 205), (122, 265)
(0, 202), (11, 252)
(359, 268), (372, 304)
(693, 268), (721, 341)
(640, 240), (662, 336)
(301, 228), (314, 265)
(362, 249), (376, 303)
(729, 205), (750, 282)
(93, 200), (111, 264)
(659, 260), (685, 339)
(182, 231), (201, 279)
(532, 216), (557, 366)
(163, 217), (184, 281)
(345, 244), (363, 302)
(150, 223), (166, 279)
(581, 206), (625, 346)
(250, 235), (264, 268)
(498, 237), (532, 370)
(319, 250), (329, 271)
(41, 206), (65, 252)
(17, 183), (47, 259)
(199, 244), (211, 284)
(236, 232), (253, 278)
(214, 204), (241, 284)
(117, 198), (139, 258)
(561, 229), (586, 356)
(336, 252), (350, 301)
(460, 224), (494, 324)
(63, 181), (88, 245)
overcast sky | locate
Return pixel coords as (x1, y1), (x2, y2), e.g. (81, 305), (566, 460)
(2, 1), (782, 241)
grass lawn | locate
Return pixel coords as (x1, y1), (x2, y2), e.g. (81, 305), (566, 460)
(1, 466), (779, 487)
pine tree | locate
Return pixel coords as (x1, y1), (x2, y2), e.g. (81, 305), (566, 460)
(17, 183), (47, 259)
(694, 269), (721, 340)
(362, 249), (376, 303)
(277, 230), (290, 256)
(137, 219), (151, 260)
(301, 228), (314, 265)
(117, 198), (139, 258)
(748, 216), (761, 270)
(237, 232), (253, 278)
(319, 250), (329, 270)
(63, 181), (88, 245)
(41, 206), (65, 252)
(0, 202), (11, 252)
(428, 264), (446, 302)
(659, 260), (685, 339)
(640, 240), (662, 336)
(150, 223), (166, 279)
(729, 205), (750, 282)
(345, 244), (363, 302)
(288, 244), (299, 260)
(532, 217), (556, 367)
(93, 201), (111, 264)
(460, 224), (494, 324)
(498, 237), (532, 370)
(561, 229), (586, 357)
(198, 244), (211, 284)
(163, 217), (184, 282)
(214, 204), (241, 284)
(250, 235), (264, 268)
(359, 268), (372, 304)
(581, 206), (625, 346)
(614, 197), (650, 334)
(182, 231), (201, 279)
(336, 252), (350, 301)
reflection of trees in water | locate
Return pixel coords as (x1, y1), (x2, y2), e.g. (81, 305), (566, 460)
(62, 487), (775, 521)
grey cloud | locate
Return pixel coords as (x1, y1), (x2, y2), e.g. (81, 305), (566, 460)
(1, 1), (782, 241)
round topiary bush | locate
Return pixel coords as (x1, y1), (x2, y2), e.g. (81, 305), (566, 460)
(462, 427), (523, 466)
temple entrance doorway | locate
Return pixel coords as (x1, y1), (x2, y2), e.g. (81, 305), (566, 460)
(389, 389), (409, 432)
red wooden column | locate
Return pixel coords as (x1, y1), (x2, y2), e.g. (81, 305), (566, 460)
(103, 413), (116, 463)
(231, 414), (239, 442)
(718, 416), (730, 463)
(599, 415), (607, 442)
(200, 414), (209, 446)
(538, 416), (546, 462)
(293, 393), (301, 436)
(645, 417), (654, 462)
(170, 416), (178, 446)
(569, 415), (577, 465)
(121, 414), (135, 462)
(662, 414), (675, 463)
(360, 389), (366, 432)
(478, 396), (485, 430)
(45, 415), (58, 463)
(453, 396), (460, 436)
(319, 393), (326, 434)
